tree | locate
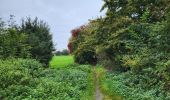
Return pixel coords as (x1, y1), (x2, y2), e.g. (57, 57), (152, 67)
(0, 17), (31, 59)
(0, 29), (31, 59)
(101, 0), (169, 22)
(68, 25), (85, 53)
(20, 17), (54, 66)
(68, 24), (99, 65)
(61, 49), (69, 55)
(55, 49), (69, 55)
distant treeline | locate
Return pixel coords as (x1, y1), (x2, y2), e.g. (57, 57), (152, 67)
(54, 49), (69, 56)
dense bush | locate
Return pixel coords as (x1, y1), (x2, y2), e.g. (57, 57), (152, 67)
(100, 70), (170, 100)
(0, 17), (54, 67)
(20, 17), (54, 66)
(0, 18), (31, 59)
(68, 25), (97, 64)
(35, 66), (90, 99)
(74, 44), (97, 64)
(0, 59), (94, 99)
(0, 59), (43, 99)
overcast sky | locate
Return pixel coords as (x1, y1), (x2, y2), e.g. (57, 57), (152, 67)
(0, 0), (105, 50)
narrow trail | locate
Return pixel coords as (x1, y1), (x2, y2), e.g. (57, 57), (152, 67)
(94, 67), (104, 100)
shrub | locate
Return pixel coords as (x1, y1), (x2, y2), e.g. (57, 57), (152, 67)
(20, 17), (54, 66)
(0, 17), (54, 67)
(0, 19), (31, 59)
(29, 65), (94, 99)
(74, 44), (97, 65)
(101, 71), (170, 100)
(0, 59), (43, 99)
(68, 21), (100, 65)
(0, 59), (94, 99)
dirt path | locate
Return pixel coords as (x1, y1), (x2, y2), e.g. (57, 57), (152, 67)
(94, 67), (104, 100)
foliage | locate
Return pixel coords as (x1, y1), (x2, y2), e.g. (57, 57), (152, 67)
(20, 17), (54, 66)
(68, 24), (98, 64)
(68, 26), (85, 53)
(74, 44), (97, 65)
(0, 17), (31, 59)
(0, 16), (54, 67)
(33, 65), (92, 99)
(101, 0), (169, 22)
(68, 0), (170, 71)
(55, 49), (69, 56)
(0, 59), (94, 99)
(67, 0), (170, 99)
(100, 70), (170, 100)
(0, 59), (43, 99)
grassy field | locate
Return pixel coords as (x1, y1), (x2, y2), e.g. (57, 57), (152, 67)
(50, 55), (74, 68)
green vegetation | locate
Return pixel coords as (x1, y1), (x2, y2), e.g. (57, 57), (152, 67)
(0, 16), (96, 99)
(50, 55), (74, 68)
(100, 68), (170, 100)
(55, 49), (69, 56)
(0, 16), (54, 67)
(68, 0), (170, 99)
(0, 18), (31, 59)
(0, 59), (94, 99)
(1, 0), (170, 99)
(20, 17), (54, 66)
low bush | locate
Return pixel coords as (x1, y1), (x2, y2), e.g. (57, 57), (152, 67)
(0, 59), (43, 99)
(0, 59), (94, 99)
(100, 70), (170, 100)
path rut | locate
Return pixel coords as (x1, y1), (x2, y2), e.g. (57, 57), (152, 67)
(94, 67), (104, 100)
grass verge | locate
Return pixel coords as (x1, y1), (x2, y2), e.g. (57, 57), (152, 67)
(96, 66), (123, 100)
